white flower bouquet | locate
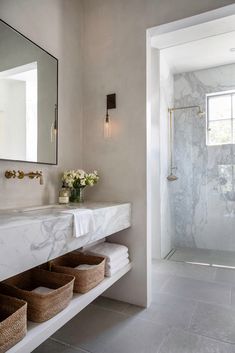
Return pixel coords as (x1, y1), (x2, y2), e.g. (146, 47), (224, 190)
(62, 169), (99, 202)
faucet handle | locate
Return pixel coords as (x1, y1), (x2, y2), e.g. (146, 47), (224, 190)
(17, 170), (25, 179)
(5, 170), (16, 179)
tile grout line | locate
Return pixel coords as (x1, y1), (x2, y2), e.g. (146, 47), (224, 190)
(154, 261), (235, 287)
(91, 302), (143, 317)
(187, 301), (198, 330)
(158, 275), (172, 293)
(183, 328), (235, 346)
(158, 287), (232, 309)
(155, 328), (172, 353)
(172, 327), (235, 346)
(156, 269), (234, 287)
(49, 337), (92, 353)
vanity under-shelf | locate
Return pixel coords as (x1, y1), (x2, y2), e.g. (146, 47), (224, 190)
(0, 202), (132, 353)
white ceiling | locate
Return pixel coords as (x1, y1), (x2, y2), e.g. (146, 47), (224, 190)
(161, 31), (235, 74)
(151, 14), (235, 74)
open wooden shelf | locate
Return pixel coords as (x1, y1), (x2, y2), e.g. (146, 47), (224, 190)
(7, 263), (132, 353)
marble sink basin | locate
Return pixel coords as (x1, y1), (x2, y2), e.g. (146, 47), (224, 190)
(16, 204), (70, 212)
(7, 204), (79, 214)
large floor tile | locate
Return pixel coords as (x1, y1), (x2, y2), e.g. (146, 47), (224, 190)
(93, 296), (131, 313)
(215, 268), (235, 285)
(173, 262), (216, 281)
(137, 293), (196, 329)
(99, 313), (169, 353)
(190, 302), (235, 344)
(53, 305), (125, 352)
(231, 288), (235, 306)
(152, 272), (172, 293)
(53, 304), (169, 353)
(33, 339), (87, 353)
(161, 276), (231, 305)
(152, 259), (178, 275)
(93, 296), (143, 316)
(229, 344), (235, 353)
(158, 328), (232, 353)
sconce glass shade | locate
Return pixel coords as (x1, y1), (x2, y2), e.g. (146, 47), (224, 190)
(104, 115), (111, 139)
(51, 104), (58, 143)
(51, 122), (57, 143)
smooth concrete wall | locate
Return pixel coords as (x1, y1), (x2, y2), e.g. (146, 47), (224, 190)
(82, 0), (234, 307)
(0, 0), (83, 208)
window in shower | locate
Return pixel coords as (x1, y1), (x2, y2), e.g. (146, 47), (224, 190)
(206, 90), (235, 146)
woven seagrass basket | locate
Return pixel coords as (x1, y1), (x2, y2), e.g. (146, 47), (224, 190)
(1, 268), (74, 323)
(0, 293), (27, 353)
(50, 251), (105, 294)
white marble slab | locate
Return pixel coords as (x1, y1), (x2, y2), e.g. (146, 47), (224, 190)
(0, 202), (131, 281)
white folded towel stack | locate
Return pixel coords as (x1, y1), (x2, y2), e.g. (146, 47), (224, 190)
(31, 286), (54, 294)
(86, 242), (130, 277)
(62, 209), (96, 238)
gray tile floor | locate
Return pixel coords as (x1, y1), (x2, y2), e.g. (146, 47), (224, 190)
(34, 260), (235, 353)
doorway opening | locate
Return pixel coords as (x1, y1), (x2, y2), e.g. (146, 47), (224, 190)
(147, 4), (235, 269)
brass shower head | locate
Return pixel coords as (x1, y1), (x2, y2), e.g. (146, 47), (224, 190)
(197, 108), (205, 117)
(167, 173), (178, 181)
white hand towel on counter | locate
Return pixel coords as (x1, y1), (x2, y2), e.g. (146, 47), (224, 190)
(105, 258), (130, 277)
(62, 209), (96, 238)
(86, 242), (128, 263)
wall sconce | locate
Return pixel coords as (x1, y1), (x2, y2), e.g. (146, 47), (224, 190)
(104, 93), (116, 139)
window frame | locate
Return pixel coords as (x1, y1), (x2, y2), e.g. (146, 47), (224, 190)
(206, 90), (235, 146)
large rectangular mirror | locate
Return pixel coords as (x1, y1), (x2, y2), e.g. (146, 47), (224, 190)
(0, 19), (58, 165)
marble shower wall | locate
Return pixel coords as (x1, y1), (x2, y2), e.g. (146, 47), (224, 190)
(172, 63), (235, 251)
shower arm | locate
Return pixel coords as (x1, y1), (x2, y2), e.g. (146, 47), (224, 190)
(168, 105), (203, 114)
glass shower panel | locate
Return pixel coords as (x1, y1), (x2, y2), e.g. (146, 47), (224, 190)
(172, 65), (235, 254)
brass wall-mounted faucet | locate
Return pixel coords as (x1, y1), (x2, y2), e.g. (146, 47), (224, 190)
(5, 170), (44, 185)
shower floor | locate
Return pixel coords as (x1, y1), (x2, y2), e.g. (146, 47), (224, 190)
(168, 247), (235, 268)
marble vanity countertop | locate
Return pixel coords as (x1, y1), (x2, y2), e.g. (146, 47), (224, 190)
(0, 202), (128, 228)
(0, 202), (131, 281)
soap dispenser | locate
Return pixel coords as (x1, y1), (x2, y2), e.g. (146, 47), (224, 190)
(59, 185), (69, 204)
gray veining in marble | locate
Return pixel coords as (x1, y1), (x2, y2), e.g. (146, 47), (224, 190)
(0, 202), (131, 281)
(172, 63), (235, 251)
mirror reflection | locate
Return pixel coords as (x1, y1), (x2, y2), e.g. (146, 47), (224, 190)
(0, 20), (58, 164)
